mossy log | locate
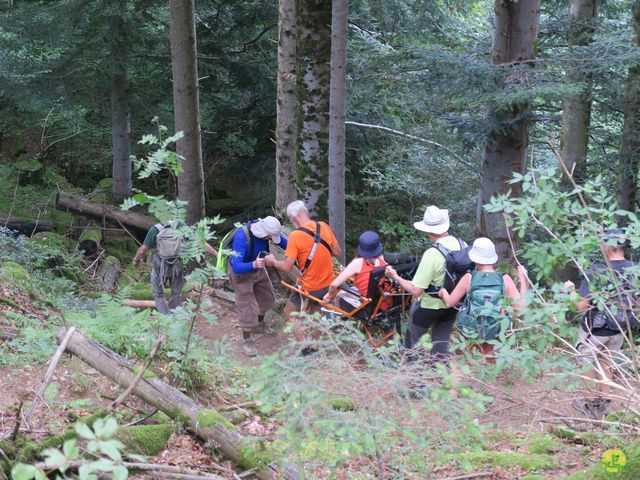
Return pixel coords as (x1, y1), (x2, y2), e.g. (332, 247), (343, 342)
(55, 191), (155, 233)
(0, 218), (51, 235)
(78, 226), (102, 256)
(117, 424), (175, 456)
(56, 328), (300, 480)
(96, 256), (121, 292)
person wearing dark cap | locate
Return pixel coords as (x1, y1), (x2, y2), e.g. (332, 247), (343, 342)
(564, 227), (638, 418)
(323, 231), (389, 311)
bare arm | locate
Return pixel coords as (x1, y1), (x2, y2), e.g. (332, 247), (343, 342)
(324, 259), (361, 302)
(205, 242), (217, 257)
(133, 245), (149, 267)
(332, 242), (343, 259)
(385, 266), (425, 298)
(439, 273), (471, 307)
(265, 254), (296, 274)
(563, 280), (591, 312)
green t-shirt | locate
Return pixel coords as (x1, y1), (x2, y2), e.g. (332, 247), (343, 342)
(411, 235), (462, 309)
(143, 221), (185, 249)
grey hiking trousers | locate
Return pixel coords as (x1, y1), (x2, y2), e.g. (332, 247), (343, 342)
(151, 254), (185, 315)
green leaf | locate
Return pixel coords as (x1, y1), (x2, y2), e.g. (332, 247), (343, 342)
(42, 447), (67, 471)
(94, 417), (118, 438)
(78, 464), (97, 480)
(11, 463), (40, 480)
(112, 465), (128, 480)
(63, 439), (80, 460)
(98, 439), (123, 462)
(75, 421), (96, 440)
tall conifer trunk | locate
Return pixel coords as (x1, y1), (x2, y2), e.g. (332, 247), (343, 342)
(110, 0), (132, 205)
(559, 0), (597, 185)
(617, 1), (640, 215)
(275, 0), (298, 215)
(328, 0), (347, 262)
(295, 0), (331, 216)
(477, 0), (541, 262)
(169, 0), (205, 224)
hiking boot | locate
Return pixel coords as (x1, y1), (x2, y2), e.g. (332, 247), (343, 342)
(300, 346), (318, 357)
(252, 322), (278, 337)
(242, 338), (259, 357)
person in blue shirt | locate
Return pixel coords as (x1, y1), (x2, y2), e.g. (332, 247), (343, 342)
(228, 216), (288, 357)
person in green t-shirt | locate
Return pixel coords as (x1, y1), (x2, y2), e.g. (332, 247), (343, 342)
(385, 205), (465, 364)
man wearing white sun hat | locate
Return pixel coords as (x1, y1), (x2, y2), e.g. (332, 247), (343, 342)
(385, 205), (467, 364)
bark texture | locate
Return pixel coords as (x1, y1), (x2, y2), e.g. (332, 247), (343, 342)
(170, 0), (205, 224)
(295, 0), (331, 216)
(57, 328), (300, 480)
(477, 0), (541, 262)
(56, 191), (155, 232)
(559, 0), (597, 185)
(110, 0), (132, 205)
(275, 0), (299, 215)
(617, 1), (640, 215)
(328, 0), (348, 263)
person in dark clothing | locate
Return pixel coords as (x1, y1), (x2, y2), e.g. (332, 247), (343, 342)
(564, 228), (638, 418)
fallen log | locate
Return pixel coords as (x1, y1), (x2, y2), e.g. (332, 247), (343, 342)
(122, 299), (157, 309)
(0, 326), (20, 340)
(55, 191), (155, 233)
(0, 217), (51, 235)
(57, 328), (300, 480)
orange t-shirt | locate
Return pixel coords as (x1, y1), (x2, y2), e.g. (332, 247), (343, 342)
(285, 221), (338, 291)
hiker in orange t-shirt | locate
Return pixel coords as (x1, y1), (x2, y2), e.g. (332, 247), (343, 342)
(264, 200), (342, 349)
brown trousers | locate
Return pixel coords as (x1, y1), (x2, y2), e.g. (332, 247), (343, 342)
(229, 269), (276, 328)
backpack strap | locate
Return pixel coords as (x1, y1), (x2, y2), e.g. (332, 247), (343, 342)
(297, 222), (328, 280)
(242, 224), (254, 263)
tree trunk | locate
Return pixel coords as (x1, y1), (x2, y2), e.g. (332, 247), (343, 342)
(617, 1), (640, 215)
(477, 0), (541, 263)
(97, 256), (121, 292)
(275, 0), (298, 215)
(169, 0), (205, 225)
(56, 191), (155, 232)
(559, 0), (597, 185)
(295, 0), (331, 216)
(328, 0), (347, 263)
(110, 0), (132, 205)
(57, 328), (300, 480)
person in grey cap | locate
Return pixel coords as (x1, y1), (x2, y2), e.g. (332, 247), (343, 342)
(228, 216), (288, 357)
(564, 227), (638, 418)
(385, 205), (466, 365)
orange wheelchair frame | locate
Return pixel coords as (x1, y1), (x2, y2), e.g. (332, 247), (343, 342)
(279, 259), (418, 347)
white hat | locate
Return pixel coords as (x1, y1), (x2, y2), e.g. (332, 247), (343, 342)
(468, 237), (498, 265)
(250, 216), (282, 244)
(414, 206), (450, 234)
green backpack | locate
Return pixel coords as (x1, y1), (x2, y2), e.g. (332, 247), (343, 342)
(215, 223), (252, 274)
(456, 270), (506, 341)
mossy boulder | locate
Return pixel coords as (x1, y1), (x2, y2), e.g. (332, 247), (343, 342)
(0, 261), (33, 293)
(239, 440), (284, 470)
(116, 424), (175, 456)
(29, 231), (72, 252)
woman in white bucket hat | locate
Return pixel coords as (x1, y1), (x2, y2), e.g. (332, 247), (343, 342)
(438, 237), (528, 363)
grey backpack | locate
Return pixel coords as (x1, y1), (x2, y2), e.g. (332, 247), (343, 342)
(155, 222), (181, 259)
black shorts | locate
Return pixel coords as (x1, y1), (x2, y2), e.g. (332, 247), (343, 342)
(289, 286), (330, 310)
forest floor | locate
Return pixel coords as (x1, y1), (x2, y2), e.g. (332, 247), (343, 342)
(0, 287), (635, 479)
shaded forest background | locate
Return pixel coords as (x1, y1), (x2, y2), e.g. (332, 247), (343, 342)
(0, 0), (638, 251)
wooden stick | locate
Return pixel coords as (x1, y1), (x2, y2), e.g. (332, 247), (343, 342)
(434, 472), (494, 480)
(110, 334), (164, 410)
(218, 401), (263, 412)
(34, 460), (226, 480)
(11, 401), (23, 441)
(22, 326), (76, 426)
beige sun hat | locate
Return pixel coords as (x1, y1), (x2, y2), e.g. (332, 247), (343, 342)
(250, 216), (282, 244)
(413, 205), (450, 234)
(468, 237), (499, 265)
